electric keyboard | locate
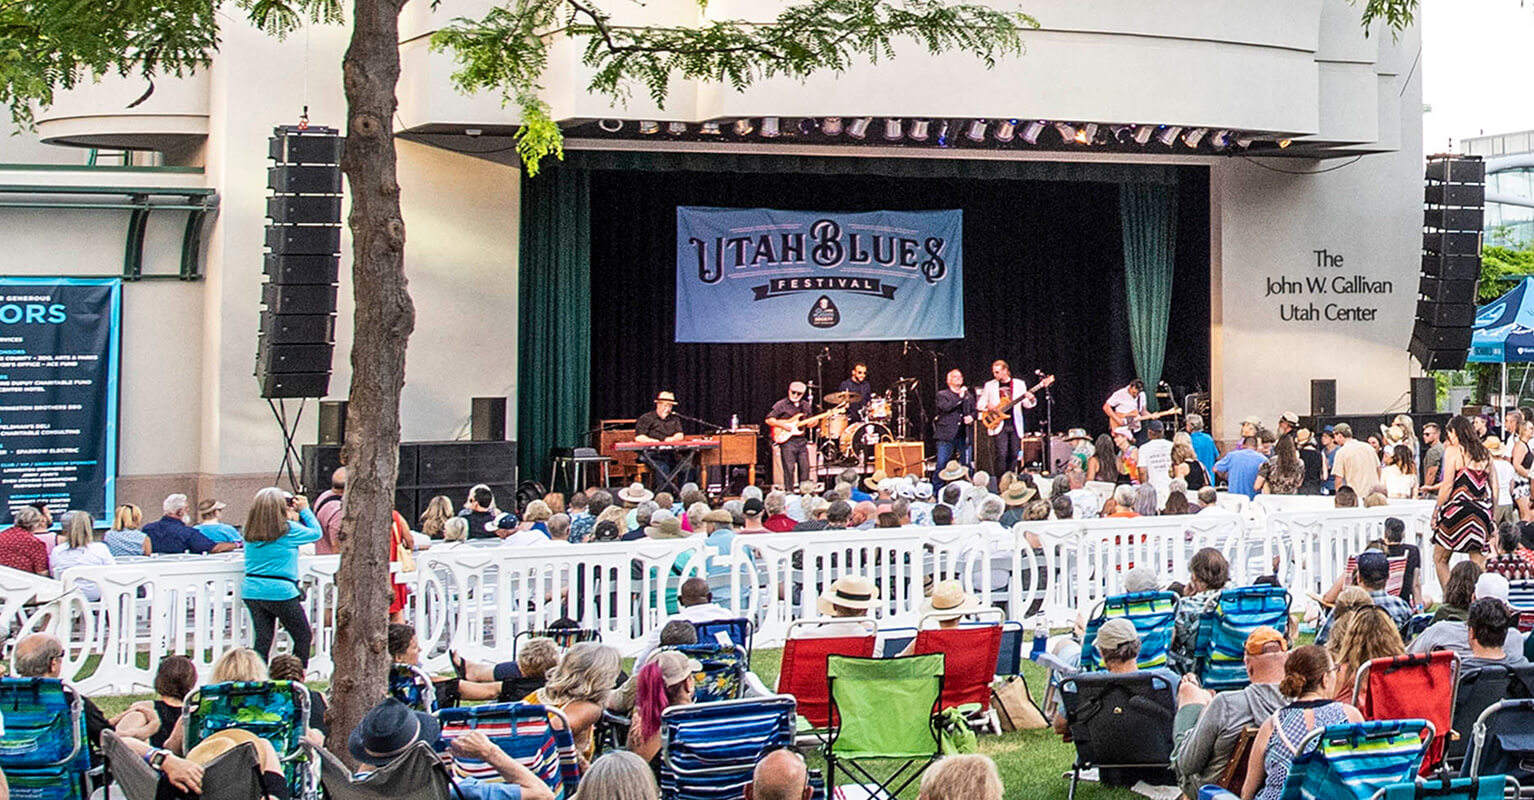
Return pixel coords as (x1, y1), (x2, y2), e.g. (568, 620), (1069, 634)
(614, 438), (720, 452)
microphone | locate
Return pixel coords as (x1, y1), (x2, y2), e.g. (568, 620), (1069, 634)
(1034, 369), (1045, 377)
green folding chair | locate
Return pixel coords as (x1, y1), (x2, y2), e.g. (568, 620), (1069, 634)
(824, 653), (945, 800)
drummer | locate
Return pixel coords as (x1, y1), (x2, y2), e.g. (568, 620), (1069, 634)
(837, 362), (873, 418)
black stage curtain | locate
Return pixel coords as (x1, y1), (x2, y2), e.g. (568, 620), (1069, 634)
(586, 165), (1209, 465)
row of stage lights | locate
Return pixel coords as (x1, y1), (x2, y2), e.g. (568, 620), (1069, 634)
(595, 117), (1291, 151)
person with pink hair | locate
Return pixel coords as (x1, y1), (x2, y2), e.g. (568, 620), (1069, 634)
(627, 651), (698, 766)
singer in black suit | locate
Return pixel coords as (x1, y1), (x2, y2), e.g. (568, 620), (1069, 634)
(934, 368), (975, 478)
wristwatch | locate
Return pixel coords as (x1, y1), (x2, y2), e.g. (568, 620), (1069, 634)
(147, 748), (170, 770)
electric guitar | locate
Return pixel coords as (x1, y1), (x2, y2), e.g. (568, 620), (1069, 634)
(1108, 406), (1183, 432)
(770, 404), (848, 445)
(980, 374), (1055, 435)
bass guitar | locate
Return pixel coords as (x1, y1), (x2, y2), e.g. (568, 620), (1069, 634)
(980, 374), (1055, 436)
(770, 404), (848, 445)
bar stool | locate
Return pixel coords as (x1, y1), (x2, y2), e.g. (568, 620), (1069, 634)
(549, 446), (612, 493)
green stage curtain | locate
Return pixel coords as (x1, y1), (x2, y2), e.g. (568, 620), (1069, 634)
(517, 166), (591, 483)
(1120, 182), (1178, 411)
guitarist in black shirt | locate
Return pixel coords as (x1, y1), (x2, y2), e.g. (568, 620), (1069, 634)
(766, 381), (815, 488)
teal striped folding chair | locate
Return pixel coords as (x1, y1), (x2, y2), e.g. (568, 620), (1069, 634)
(1080, 590), (1179, 671)
(437, 702), (581, 800)
(1371, 775), (1520, 800)
(1199, 719), (1434, 800)
(659, 695), (797, 800)
(184, 680), (315, 800)
(0, 677), (94, 800)
(1194, 586), (1291, 690)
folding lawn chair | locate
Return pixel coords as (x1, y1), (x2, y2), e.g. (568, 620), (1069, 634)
(1354, 651), (1461, 775)
(658, 695), (797, 800)
(824, 654), (944, 800)
(778, 618), (876, 732)
(1343, 553), (1410, 597)
(663, 643), (748, 703)
(878, 619), (1025, 678)
(1080, 590), (1179, 671)
(317, 741), (455, 800)
(1447, 664), (1534, 770)
(437, 702), (581, 800)
(1403, 613), (1435, 643)
(0, 677), (94, 800)
(1372, 775), (1522, 800)
(1194, 586), (1292, 690)
(105, 729), (265, 800)
(1199, 719), (1434, 800)
(389, 662), (439, 713)
(1464, 699), (1534, 787)
(694, 618), (753, 658)
(1508, 581), (1534, 632)
(184, 680), (316, 800)
(1059, 671), (1176, 800)
(912, 614), (1003, 729)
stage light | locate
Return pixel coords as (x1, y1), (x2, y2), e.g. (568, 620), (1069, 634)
(597, 119), (624, 133)
(1020, 120), (1046, 144)
(1074, 123), (1097, 145)
(909, 119), (931, 141)
(667, 122), (688, 136)
(761, 117), (781, 138)
(884, 118), (904, 141)
(732, 119), (754, 136)
(699, 122), (721, 135)
(796, 118), (815, 135)
(638, 121), (660, 135)
(966, 120), (988, 142)
(1278, 138), (1292, 148)
(821, 117), (843, 136)
(993, 119), (1017, 143)
(1156, 125), (1182, 146)
(936, 120), (951, 147)
(1208, 130), (1230, 149)
(1182, 127), (1207, 147)
(1053, 122), (1077, 143)
(1110, 125), (1131, 143)
(1235, 136), (1254, 149)
(847, 117), (872, 139)
(1133, 125), (1156, 145)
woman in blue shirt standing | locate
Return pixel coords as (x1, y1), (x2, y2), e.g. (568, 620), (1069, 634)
(243, 487), (322, 666)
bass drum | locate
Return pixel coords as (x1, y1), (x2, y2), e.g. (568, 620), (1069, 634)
(840, 422), (892, 462)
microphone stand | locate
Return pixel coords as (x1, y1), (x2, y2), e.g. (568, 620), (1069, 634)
(904, 341), (943, 441)
(670, 411), (727, 434)
(1041, 379), (1056, 476)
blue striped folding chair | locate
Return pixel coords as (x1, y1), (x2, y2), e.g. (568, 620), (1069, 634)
(0, 677), (93, 800)
(663, 643), (747, 703)
(1080, 590), (1179, 671)
(693, 618), (753, 658)
(1194, 586), (1292, 690)
(1199, 720), (1433, 800)
(389, 663), (438, 713)
(659, 695), (797, 800)
(184, 680), (315, 800)
(437, 703), (581, 800)
(1464, 699), (1534, 787)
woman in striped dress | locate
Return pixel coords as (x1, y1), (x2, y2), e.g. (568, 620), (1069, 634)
(1432, 415), (1495, 591)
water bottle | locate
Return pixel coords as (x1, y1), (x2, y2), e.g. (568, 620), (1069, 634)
(1030, 621), (1049, 660)
(729, 413), (739, 430)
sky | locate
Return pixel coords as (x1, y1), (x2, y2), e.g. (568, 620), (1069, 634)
(1422, 0), (1534, 151)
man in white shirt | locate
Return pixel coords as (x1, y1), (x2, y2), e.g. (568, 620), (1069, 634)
(1102, 379), (1149, 444)
(977, 359), (1036, 478)
(632, 577), (734, 666)
(1136, 420), (1175, 504)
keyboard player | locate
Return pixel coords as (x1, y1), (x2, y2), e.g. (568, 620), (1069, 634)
(635, 390), (691, 487)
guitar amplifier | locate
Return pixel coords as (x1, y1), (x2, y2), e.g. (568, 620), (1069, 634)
(877, 442), (925, 478)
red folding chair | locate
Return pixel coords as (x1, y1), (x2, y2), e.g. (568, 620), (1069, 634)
(778, 618), (877, 729)
(1353, 650), (1461, 775)
(913, 619), (1003, 718)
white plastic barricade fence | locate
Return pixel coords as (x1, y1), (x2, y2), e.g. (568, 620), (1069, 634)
(0, 568), (92, 682)
(1266, 504), (1439, 602)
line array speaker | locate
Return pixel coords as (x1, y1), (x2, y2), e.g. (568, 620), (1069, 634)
(1412, 154), (1483, 371)
(258, 125), (343, 399)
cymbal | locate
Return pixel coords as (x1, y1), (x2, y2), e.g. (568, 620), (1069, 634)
(823, 391), (862, 405)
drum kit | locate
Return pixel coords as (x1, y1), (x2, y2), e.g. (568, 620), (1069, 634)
(807, 378), (919, 466)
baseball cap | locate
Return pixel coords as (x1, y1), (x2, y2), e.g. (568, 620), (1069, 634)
(1356, 550), (1390, 584)
(1332, 422), (1353, 437)
(743, 497), (764, 516)
(1244, 626), (1288, 655)
(1148, 419), (1165, 433)
(1122, 567), (1160, 594)
(653, 650), (702, 685)
(1475, 572), (1512, 605)
(1095, 618), (1139, 651)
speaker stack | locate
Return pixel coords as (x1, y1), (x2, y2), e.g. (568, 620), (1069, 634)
(257, 125), (344, 398)
(1411, 154), (1484, 371)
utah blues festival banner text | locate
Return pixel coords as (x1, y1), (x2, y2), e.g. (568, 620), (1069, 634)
(675, 207), (964, 342)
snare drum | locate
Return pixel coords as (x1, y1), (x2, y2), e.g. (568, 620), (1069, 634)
(865, 396), (891, 421)
(820, 410), (848, 439)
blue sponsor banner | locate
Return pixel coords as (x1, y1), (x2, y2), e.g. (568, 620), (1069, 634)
(675, 207), (964, 342)
(0, 278), (121, 524)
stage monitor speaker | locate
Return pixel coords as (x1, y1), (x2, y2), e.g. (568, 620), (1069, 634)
(705, 465), (749, 498)
(1311, 379), (1337, 417)
(1411, 377), (1436, 414)
(319, 400), (347, 445)
(876, 441), (925, 478)
(471, 397), (507, 441)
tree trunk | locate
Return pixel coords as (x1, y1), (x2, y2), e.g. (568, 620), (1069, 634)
(330, 0), (413, 765)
